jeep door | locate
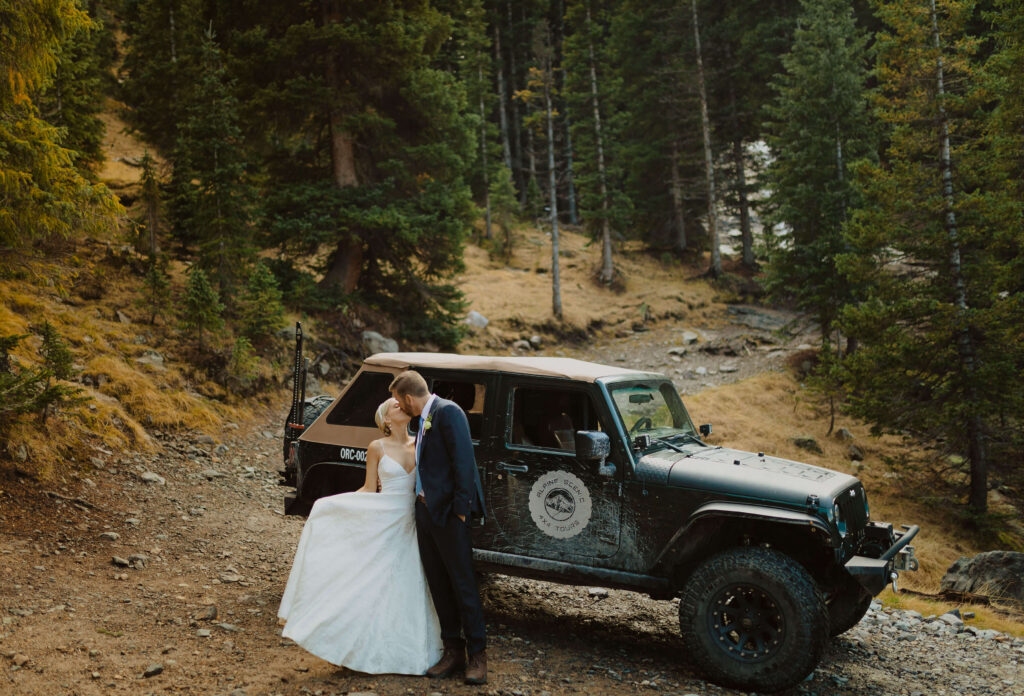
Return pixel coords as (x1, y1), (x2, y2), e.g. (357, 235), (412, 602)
(486, 376), (623, 560)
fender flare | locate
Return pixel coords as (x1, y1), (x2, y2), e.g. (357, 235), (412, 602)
(652, 501), (834, 576)
(299, 461), (366, 502)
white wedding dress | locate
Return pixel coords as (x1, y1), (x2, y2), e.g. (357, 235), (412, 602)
(278, 454), (442, 674)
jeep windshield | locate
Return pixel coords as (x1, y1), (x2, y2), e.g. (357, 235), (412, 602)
(608, 380), (698, 443)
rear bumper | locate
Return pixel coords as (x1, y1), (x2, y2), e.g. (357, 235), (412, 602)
(844, 525), (919, 595)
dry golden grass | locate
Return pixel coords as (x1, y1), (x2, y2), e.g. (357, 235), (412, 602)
(458, 224), (723, 350)
(1, 247), (249, 480)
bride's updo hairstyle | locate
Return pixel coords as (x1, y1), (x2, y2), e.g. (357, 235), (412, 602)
(374, 400), (392, 436)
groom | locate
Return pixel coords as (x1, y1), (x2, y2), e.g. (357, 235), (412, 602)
(390, 370), (488, 685)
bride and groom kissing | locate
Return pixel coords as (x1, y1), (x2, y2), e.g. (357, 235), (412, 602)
(278, 370), (489, 684)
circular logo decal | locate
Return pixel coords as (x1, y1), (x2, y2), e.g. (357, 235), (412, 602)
(529, 471), (592, 539)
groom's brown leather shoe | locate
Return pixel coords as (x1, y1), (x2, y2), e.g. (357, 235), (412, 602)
(464, 650), (487, 685)
(426, 643), (465, 679)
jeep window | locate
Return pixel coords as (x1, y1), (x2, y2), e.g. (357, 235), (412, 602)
(325, 371), (394, 427)
(432, 379), (486, 440)
(508, 388), (602, 452)
(609, 381), (696, 439)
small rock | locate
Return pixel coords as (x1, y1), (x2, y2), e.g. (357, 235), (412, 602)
(138, 471), (165, 486)
(116, 310), (131, 324)
(112, 556), (130, 567)
(792, 436), (823, 454)
(133, 351), (165, 369)
(215, 444), (229, 455)
(588, 588), (609, 599)
(196, 434), (215, 445)
(13, 444), (28, 463)
(143, 663), (163, 678)
(196, 629), (211, 638)
(512, 339), (532, 351)
(317, 360), (330, 377)
(719, 363), (739, 373)
(125, 518), (140, 526)
(129, 554), (148, 569)
(695, 366), (708, 376)
(216, 622), (242, 633)
(219, 573), (242, 583)
(835, 427), (855, 441)
(224, 422), (239, 430)
(962, 611), (976, 620)
(99, 532), (120, 541)
(529, 335), (543, 348)
(194, 606), (218, 621)
(849, 444), (865, 461)
(12, 654), (29, 667)
(201, 470), (226, 480)
(464, 311), (489, 330)
(938, 612), (964, 629)
(680, 330), (699, 344)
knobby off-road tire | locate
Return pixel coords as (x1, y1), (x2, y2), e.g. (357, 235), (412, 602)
(678, 547), (829, 693)
(827, 576), (872, 637)
(281, 394), (335, 461)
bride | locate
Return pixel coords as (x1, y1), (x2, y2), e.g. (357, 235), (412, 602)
(278, 398), (442, 674)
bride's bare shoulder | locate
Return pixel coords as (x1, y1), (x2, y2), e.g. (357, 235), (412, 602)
(367, 439), (385, 457)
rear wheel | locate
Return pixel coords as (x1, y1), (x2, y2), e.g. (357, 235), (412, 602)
(678, 547), (828, 693)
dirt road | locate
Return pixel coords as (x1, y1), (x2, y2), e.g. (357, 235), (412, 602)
(3, 399), (1022, 696)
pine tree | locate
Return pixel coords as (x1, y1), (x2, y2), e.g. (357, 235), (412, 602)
(564, 0), (630, 286)
(229, 1), (476, 347)
(180, 268), (224, 353)
(238, 261), (285, 344)
(38, 321), (77, 423)
(120, 0), (205, 152)
(841, 0), (1020, 515)
(763, 0), (875, 340)
(36, 0), (112, 175)
(138, 254), (172, 325)
(0, 0), (120, 252)
(138, 151), (162, 257)
(171, 29), (255, 294)
(0, 335), (48, 433)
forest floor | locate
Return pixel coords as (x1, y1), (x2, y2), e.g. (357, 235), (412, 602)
(2, 337), (1023, 696)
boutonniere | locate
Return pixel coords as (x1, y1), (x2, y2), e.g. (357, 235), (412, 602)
(422, 412), (434, 433)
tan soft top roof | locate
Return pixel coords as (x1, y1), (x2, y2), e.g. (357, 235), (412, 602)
(363, 352), (655, 383)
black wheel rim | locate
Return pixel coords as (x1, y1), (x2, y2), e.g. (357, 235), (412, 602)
(707, 583), (785, 662)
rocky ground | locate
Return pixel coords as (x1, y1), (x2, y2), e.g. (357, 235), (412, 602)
(2, 400), (1022, 696)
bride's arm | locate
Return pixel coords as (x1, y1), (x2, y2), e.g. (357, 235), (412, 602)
(355, 440), (382, 493)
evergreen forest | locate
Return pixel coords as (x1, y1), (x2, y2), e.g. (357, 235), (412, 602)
(2, 0), (1024, 517)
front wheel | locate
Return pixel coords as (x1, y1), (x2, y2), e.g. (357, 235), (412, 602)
(678, 547), (828, 693)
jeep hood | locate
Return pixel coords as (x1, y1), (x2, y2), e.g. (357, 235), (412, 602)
(637, 445), (859, 506)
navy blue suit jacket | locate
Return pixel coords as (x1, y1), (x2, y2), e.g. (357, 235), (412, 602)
(414, 397), (486, 527)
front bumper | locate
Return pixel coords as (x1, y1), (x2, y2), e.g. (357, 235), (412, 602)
(844, 525), (920, 595)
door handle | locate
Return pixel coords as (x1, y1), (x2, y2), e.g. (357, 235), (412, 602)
(495, 462), (529, 473)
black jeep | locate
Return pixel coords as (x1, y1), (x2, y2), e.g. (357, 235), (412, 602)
(280, 348), (918, 692)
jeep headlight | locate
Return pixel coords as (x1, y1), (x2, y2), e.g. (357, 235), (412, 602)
(834, 502), (847, 538)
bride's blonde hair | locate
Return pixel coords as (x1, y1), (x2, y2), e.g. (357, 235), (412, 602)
(374, 399), (392, 436)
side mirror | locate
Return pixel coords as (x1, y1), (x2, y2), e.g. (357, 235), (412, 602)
(699, 423), (712, 438)
(575, 431), (615, 477)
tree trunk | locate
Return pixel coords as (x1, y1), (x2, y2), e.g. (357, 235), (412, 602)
(564, 111), (578, 225)
(169, 5), (177, 63)
(493, 25), (514, 174)
(526, 127), (538, 209)
(508, 0), (524, 202)
(670, 139), (687, 252)
(587, 6), (613, 285)
(543, 38), (562, 320)
(479, 65), (492, 240)
(930, 0), (986, 513)
(320, 0), (361, 293)
(726, 54), (753, 269)
(691, 0), (721, 278)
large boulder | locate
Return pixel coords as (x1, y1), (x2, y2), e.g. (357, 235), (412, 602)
(940, 551), (1024, 607)
(361, 330), (398, 356)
